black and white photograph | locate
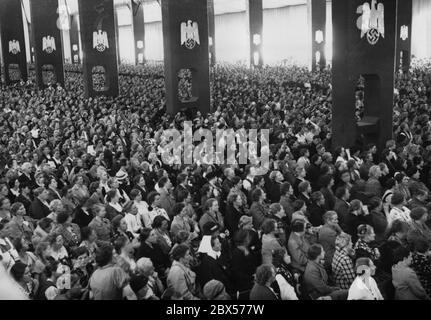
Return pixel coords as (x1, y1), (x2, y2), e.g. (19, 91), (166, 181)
(0, 0), (431, 309)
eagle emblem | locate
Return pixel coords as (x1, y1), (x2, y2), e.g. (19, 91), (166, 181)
(180, 20), (200, 50)
(400, 25), (408, 41)
(42, 36), (56, 54)
(9, 40), (20, 55)
(93, 30), (109, 52)
(356, 0), (385, 45)
(315, 30), (324, 44)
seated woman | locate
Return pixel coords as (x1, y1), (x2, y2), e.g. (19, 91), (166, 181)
(332, 233), (356, 290)
(392, 246), (429, 300)
(348, 257), (384, 300)
(354, 224), (380, 263)
(199, 235), (231, 295)
(152, 216), (172, 255)
(303, 244), (347, 300)
(271, 248), (299, 300)
(167, 244), (200, 300)
(51, 212), (81, 249)
(261, 218), (283, 265)
(122, 201), (143, 239)
(386, 220), (410, 246)
(288, 219), (311, 273)
(114, 236), (137, 274)
(2, 202), (34, 243)
(46, 233), (69, 265)
(88, 204), (112, 246)
(105, 190), (123, 221)
(230, 229), (260, 300)
(135, 228), (170, 278)
(111, 214), (135, 243)
(32, 218), (53, 248)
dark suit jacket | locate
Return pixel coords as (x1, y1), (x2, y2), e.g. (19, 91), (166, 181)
(29, 198), (51, 220)
(199, 254), (231, 292)
(249, 283), (279, 300)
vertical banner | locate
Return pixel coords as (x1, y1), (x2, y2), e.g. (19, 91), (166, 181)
(70, 14), (81, 64)
(396, 0), (412, 73)
(78, 0), (119, 97)
(332, 0), (397, 151)
(161, 0), (210, 115)
(132, 0), (146, 65)
(207, 0), (216, 67)
(30, 0), (65, 89)
(28, 23), (35, 63)
(0, 0), (28, 84)
(246, 0), (263, 68)
(308, 0), (326, 71)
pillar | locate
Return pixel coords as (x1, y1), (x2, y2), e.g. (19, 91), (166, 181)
(208, 0), (216, 67)
(308, 0), (327, 71)
(70, 14), (81, 64)
(78, 0), (119, 97)
(246, 0), (263, 68)
(132, 0), (146, 65)
(396, 0), (412, 73)
(30, 0), (65, 89)
(161, 0), (210, 115)
(0, 0), (28, 84)
(332, 0), (397, 151)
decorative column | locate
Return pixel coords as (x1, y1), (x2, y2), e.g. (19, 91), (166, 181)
(30, 0), (65, 89)
(308, 0), (326, 71)
(0, 0), (28, 84)
(161, 0), (210, 115)
(332, 0), (397, 151)
(132, 0), (146, 65)
(395, 0), (412, 73)
(78, 0), (119, 97)
(246, 0), (263, 68)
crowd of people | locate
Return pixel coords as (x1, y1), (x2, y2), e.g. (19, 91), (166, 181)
(0, 59), (431, 300)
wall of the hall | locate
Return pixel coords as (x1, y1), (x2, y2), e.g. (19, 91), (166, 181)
(412, 0), (431, 59)
(4, 0), (431, 67)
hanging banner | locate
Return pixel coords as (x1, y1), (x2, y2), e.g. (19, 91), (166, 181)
(332, 0), (397, 151)
(246, 0), (263, 68)
(78, 0), (119, 97)
(70, 14), (81, 64)
(132, 0), (146, 65)
(308, 0), (326, 71)
(30, 0), (65, 89)
(161, 0), (210, 115)
(0, 0), (28, 84)
(396, 0), (412, 73)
